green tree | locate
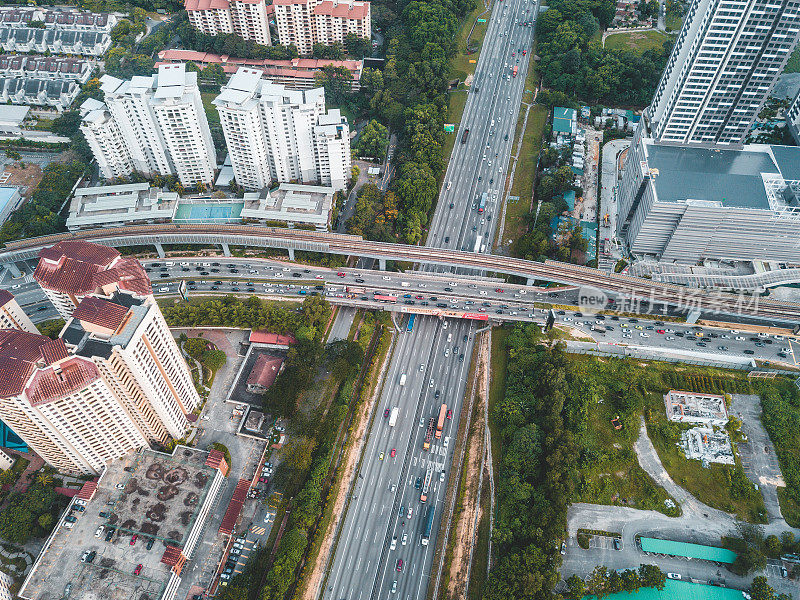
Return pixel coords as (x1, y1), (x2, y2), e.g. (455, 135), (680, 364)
(355, 119), (389, 159)
(638, 564), (666, 590)
(565, 574), (586, 599)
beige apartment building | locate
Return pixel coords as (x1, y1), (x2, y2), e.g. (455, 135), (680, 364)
(273, 0), (370, 55)
(185, 0), (271, 46)
(0, 289), (36, 333)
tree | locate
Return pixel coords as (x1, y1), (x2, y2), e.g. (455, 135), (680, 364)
(36, 473), (53, 487)
(638, 564), (666, 590)
(750, 576), (775, 600)
(201, 63), (226, 84)
(202, 349), (227, 371)
(37, 513), (54, 530)
(0, 469), (16, 485)
(344, 33), (372, 58)
(565, 574), (586, 599)
(354, 119), (389, 159)
(282, 437), (316, 474)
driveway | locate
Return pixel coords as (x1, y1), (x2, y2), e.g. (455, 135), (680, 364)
(731, 394), (786, 524)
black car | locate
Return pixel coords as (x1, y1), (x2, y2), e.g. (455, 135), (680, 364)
(212, 262), (221, 267)
(355, 278), (365, 283)
(437, 303), (447, 308)
(404, 300), (414, 305)
(482, 302), (491, 307)
(444, 237), (450, 243)
(105, 529), (114, 541)
(159, 273), (169, 278)
(434, 390), (441, 399)
(210, 268), (220, 272)
(146, 538), (154, 550)
(315, 285), (324, 290)
(463, 335), (468, 342)
(459, 354), (464, 362)
(444, 287), (453, 292)
(292, 273), (302, 277)
(744, 349), (755, 355)
(421, 301), (429, 306)
(415, 477), (422, 489)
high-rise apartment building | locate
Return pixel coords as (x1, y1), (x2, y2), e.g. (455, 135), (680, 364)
(787, 89), (800, 144)
(33, 240), (152, 320)
(0, 243), (201, 475)
(645, 0), (800, 147)
(273, 0), (370, 56)
(80, 64), (217, 187)
(0, 290), (36, 333)
(185, 0), (272, 46)
(214, 68), (351, 190)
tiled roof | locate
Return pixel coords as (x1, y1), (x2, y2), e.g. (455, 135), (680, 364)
(0, 329), (50, 397)
(0, 289), (13, 307)
(38, 241), (119, 266)
(160, 544), (184, 566)
(219, 479), (249, 535)
(313, 1), (369, 18)
(185, 0), (231, 9)
(95, 258), (152, 296)
(40, 338), (68, 365)
(76, 479), (98, 500)
(205, 449), (228, 474)
(73, 296), (128, 331)
(248, 331), (297, 345)
(246, 353), (283, 390)
(25, 356), (100, 406)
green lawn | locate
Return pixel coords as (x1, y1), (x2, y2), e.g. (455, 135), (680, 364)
(785, 46), (800, 74)
(488, 327), (509, 467)
(665, 12), (683, 31)
(604, 30), (671, 52)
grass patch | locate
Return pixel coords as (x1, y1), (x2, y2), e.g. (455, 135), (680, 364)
(488, 327), (509, 479)
(645, 392), (767, 523)
(501, 104), (547, 245)
(467, 469), (491, 600)
(665, 12), (683, 31)
(604, 30), (671, 52)
(577, 394), (680, 516)
(11, 457), (29, 476)
(785, 45), (800, 74)
(778, 487), (800, 527)
(201, 92), (219, 126)
(442, 90), (469, 174)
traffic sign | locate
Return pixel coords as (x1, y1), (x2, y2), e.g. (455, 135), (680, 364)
(444, 124), (455, 132)
(477, 18), (486, 22)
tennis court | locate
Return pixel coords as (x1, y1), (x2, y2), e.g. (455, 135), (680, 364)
(174, 201), (244, 222)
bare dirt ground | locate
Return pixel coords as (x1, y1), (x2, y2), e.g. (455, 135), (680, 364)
(1, 162), (43, 196)
(445, 333), (490, 599)
(301, 330), (397, 600)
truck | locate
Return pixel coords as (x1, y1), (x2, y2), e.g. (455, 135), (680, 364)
(478, 192), (487, 213)
(346, 286), (365, 297)
(461, 128), (470, 144)
(473, 236), (481, 253)
(420, 465), (434, 502)
(399, 374), (407, 386)
(389, 407), (399, 426)
(423, 418), (435, 450)
(421, 506), (435, 546)
(407, 314), (416, 332)
(435, 403), (447, 439)
(512, 65), (518, 77)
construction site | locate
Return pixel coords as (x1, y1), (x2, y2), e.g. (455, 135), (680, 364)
(679, 426), (735, 465)
(664, 390), (729, 427)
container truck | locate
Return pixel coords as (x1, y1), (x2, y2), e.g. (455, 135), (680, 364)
(423, 418), (435, 450)
(420, 465), (434, 502)
(435, 403), (447, 439)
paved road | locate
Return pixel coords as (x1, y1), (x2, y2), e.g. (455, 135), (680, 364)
(325, 0), (538, 597)
(329, 307), (357, 342)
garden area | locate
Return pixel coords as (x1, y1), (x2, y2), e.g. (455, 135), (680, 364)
(604, 30), (672, 52)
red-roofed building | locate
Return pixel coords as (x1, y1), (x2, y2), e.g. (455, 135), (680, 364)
(248, 330), (297, 347)
(185, 0), (271, 46)
(34, 241), (151, 320)
(156, 50), (363, 89)
(205, 448), (229, 476)
(272, 0), (370, 55)
(72, 296), (129, 333)
(76, 479), (98, 501)
(219, 479), (250, 535)
(0, 289), (37, 333)
(246, 353), (284, 393)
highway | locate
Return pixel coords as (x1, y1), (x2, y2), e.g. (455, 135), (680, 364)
(325, 0), (539, 597)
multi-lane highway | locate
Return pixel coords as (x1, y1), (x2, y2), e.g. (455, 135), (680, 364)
(325, 0), (538, 598)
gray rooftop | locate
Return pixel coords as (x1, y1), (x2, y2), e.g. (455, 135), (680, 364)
(646, 143), (780, 210)
(769, 145), (800, 181)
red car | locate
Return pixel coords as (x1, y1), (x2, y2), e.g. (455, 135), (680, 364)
(390, 448), (397, 458)
(495, 288), (504, 293)
(522, 50), (527, 55)
(134, 564), (143, 576)
(415, 295), (423, 300)
(384, 408), (390, 418)
(656, 329), (665, 334)
(336, 272), (346, 277)
(396, 559), (404, 572)
(447, 410), (453, 420)
(130, 535), (138, 546)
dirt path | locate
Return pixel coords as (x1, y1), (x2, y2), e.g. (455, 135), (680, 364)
(445, 333), (490, 599)
(301, 329), (397, 600)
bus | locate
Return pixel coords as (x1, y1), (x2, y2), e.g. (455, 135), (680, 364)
(478, 192), (487, 213)
(407, 314), (416, 332)
(512, 65), (518, 77)
(461, 128), (470, 144)
(421, 506), (435, 546)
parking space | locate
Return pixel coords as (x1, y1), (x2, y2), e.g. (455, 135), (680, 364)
(586, 535), (620, 551)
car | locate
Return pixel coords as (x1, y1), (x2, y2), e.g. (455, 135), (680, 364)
(392, 581), (398, 594)
(384, 408), (390, 418)
(95, 526), (105, 538)
(717, 345), (728, 351)
(415, 477), (422, 489)
(230, 547), (241, 556)
(400, 505), (405, 516)
(379, 452), (384, 460)
(115, 483), (126, 489)
(440, 470), (446, 482)
(667, 573), (681, 580)
(390, 448), (396, 458)
(560, 542), (567, 555)
(444, 236), (450, 243)
(147, 537), (155, 550)
(336, 272), (345, 277)
(134, 564), (143, 576)
(447, 410), (453, 419)
(390, 537), (397, 550)
(407, 507), (413, 518)
(495, 288), (504, 293)
(105, 529), (114, 541)
(656, 330), (665, 334)
(444, 436), (450, 449)
(434, 390), (441, 399)
(613, 538), (621, 550)
(401, 533), (408, 545)
(130, 535), (138, 546)
(744, 349), (755, 354)
(396, 559), (404, 572)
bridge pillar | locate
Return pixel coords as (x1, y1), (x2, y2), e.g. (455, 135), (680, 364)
(378, 258), (386, 270)
(526, 277), (537, 287)
(154, 243), (165, 259)
(288, 248), (295, 261)
(220, 243), (231, 257)
(5, 263), (22, 279)
(687, 309), (701, 324)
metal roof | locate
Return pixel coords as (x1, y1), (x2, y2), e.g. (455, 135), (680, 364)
(583, 579), (751, 600)
(646, 143), (777, 210)
(639, 537), (737, 563)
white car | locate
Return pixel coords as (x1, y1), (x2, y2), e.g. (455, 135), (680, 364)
(640, 332), (650, 337)
(382, 276), (391, 281)
(443, 436), (450, 449)
(440, 470), (446, 482)
(115, 483), (125, 490)
(667, 573), (681, 580)
(622, 333), (632, 338)
(735, 336), (746, 341)
(401, 533), (408, 545)
(282, 267), (291, 272)
(429, 379), (434, 388)
(420, 364), (425, 371)
(275, 273), (283, 278)
(95, 526), (104, 538)
(315, 275), (324, 279)
(407, 507), (413, 519)
(390, 537), (397, 550)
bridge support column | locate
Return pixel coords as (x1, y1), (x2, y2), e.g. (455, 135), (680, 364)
(687, 309), (701, 324)
(526, 277), (537, 286)
(220, 243), (231, 257)
(154, 243), (165, 259)
(288, 248), (295, 261)
(378, 258), (386, 270)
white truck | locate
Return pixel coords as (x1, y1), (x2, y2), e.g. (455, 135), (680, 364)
(388, 407), (400, 427)
(399, 373), (407, 386)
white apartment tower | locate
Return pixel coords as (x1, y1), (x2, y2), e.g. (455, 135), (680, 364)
(214, 68), (351, 191)
(0, 243), (201, 475)
(79, 64), (217, 187)
(273, 0), (371, 56)
(646, 0), (800, 147)
(185, 0), (272, 46)
(0, 290), (37, 333)
(34, 240), (153, 320)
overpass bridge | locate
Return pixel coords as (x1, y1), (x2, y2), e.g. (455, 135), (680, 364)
(4, 224), (800, 323)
